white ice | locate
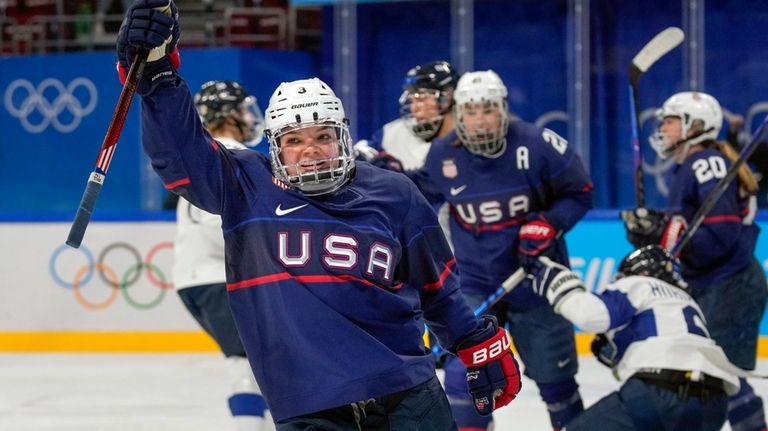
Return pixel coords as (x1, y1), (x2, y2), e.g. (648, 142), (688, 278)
(0, 354), (765, 430)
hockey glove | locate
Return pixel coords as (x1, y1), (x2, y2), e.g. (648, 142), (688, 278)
(518, 213), (558, 272)
(620, 207), (667, 248)
(529, 256), (585, 313)
(116, 0), (180, 95)
(457, 316), (521, 416)
(590, 333), (618, 369)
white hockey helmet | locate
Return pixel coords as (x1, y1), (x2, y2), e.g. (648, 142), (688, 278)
(453, 70), (510, 157)
(264, 78), (354, 196)
(650, 91), (723, 160)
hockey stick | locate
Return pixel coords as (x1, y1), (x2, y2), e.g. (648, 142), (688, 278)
(671, 115), (768, 256)
(65, 49), (149, 248)
(430, 267), (527, 355)
(629, 27), (685, 207)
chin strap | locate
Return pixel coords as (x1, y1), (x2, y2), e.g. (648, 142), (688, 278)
(663, 126), (715, 158)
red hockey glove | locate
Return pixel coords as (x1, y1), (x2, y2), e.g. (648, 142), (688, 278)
(457, 316), (521, 416)
(518, 213), (558, 272)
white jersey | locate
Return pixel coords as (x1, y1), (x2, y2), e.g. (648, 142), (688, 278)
(558, 275), (740, 394)
(173, 137), (247, 290)
(377, 118), (432, 170)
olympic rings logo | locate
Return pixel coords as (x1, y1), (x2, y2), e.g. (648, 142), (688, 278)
(49, 242), (174, 310)
(4, 77), (97, 134)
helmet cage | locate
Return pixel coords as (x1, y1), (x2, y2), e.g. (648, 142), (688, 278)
(268, 119), (355, 196)
(455, 99), (510, 157)
(398, 88), (453, 140)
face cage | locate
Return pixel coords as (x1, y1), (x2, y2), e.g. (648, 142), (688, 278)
(398, 88), (452, 140)
(455, 101), (510, 157)
(237, 97), (265, 147)
(268, 121), (355, 196)
(649, 113), (695, 162)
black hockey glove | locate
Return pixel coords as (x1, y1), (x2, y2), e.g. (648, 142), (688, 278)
(590, 334), (618, 368)
(620, 207), (667, 248)
(529, 256), (586, 313)
(116, 0), (180, 95)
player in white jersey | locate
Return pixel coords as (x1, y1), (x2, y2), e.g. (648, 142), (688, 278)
(529, 245), (739, 431)
(355, 61), (458, 248)
(174, 79), (273, 431)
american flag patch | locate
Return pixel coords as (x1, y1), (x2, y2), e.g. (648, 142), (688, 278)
(442, 159), (457, 178)
(272, 177), (290, 190)
(475, 396), (490, 411)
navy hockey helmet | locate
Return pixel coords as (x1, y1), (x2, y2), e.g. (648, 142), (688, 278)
(616, 245), (687, 288)
(194, 80), (264, 147)
(399, 61), (459, 140)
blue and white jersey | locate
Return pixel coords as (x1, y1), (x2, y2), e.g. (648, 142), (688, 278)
(414, 124), (593, 308)
(173, 137), (246, 290)
(558, 275), (739, 394)
(667, 147), (759, 292)
(369, 117), (432, 171)
(139, 80), (481, 421)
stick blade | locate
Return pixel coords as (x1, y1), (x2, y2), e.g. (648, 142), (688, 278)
(632, 27), (685, 73)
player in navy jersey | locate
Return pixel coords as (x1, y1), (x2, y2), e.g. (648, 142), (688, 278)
(116, 1), (521, 429)
(411, 70), (593, 431)
(623, 91), (767, 431)
(529, 245), (739, 431)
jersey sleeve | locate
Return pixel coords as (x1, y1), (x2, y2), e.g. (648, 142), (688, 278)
(398, 180), (478, 351)
(140, 78), (243, 215)
(537, 129), (594, 232)
(368, 127), (385, 151)
(557, 291), (611, 332)
(675, 154), (744, 267)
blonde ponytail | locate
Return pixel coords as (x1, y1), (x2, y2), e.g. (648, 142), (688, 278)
(715, 140), (759, 194)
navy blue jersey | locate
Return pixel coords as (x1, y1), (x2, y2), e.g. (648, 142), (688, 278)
(139, 80), (481, 421)
(667, 147), (759, 290)
(414, 124), (593, 307)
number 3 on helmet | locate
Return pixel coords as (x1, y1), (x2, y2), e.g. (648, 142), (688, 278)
(264, 78), (355, 196)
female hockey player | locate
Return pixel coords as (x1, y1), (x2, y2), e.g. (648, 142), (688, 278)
(530, 245), (739, 431)
(116, 1), (521, 429)
(623, 91), (767, 431)
(413, 69), (594, 431)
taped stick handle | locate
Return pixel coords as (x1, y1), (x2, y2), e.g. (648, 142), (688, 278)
(65, 49), (149, 248)
(66, 172), (105, 248)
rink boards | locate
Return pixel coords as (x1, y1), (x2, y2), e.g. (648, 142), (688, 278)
(1, 215), (767, 354)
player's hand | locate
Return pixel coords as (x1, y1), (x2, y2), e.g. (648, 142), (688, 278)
(518, 213), (558, 272)
(529, 256), (585, 313)
(590, 333), (618, 368)
(116, 0), (180, 94)
(620, 207), (667, 248)
(457, 316), (521, 416)
(353, 140), (379, 161)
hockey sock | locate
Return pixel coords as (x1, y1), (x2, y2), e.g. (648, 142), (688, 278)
(538, 378), (584, 430)
(728, 378), (767, 431)
(227, 356), (274, 431)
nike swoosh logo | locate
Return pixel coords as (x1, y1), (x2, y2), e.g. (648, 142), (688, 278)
(450, 185), (467, 196)
(557, 358), (571, 368)
(275, 203), (308, 216)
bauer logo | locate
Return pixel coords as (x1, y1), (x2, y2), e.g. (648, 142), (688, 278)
(3, 77), (98, 134)
(290, 102), (319, 109)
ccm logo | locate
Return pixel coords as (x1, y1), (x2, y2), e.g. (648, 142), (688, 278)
(472, 335), (510, 365)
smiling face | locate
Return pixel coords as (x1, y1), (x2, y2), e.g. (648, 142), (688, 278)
(276, 124), (341, 176)
(459, 100), (503, 137)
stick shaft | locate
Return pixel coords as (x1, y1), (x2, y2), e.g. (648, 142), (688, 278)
(66, 50), (149, 248)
